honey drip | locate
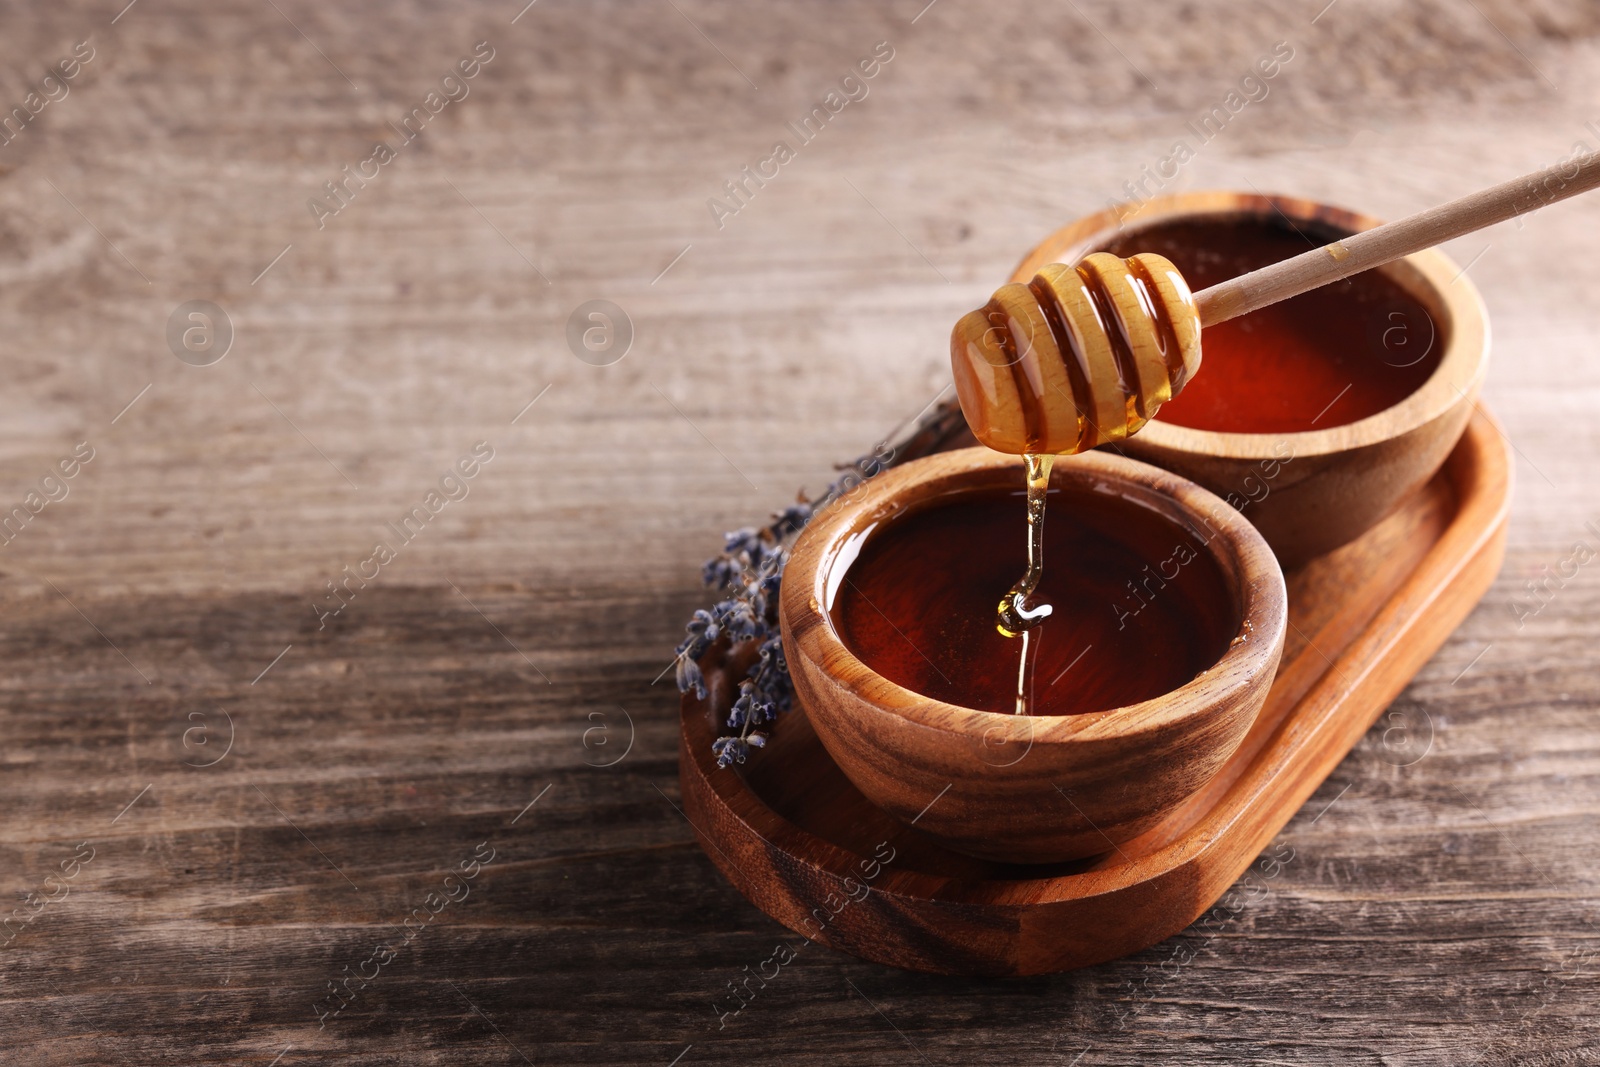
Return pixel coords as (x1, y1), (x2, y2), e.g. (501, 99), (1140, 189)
(831, 481), (1233, 717)
(999, 452), (1054, 714)
(998, 453), (1055, 637)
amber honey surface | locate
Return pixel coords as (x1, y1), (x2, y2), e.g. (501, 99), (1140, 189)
(829, 485), (1235, 716)
(1100, 216), (1445, 434)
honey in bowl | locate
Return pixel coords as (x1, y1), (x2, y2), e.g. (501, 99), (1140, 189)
(828, 484), (1235, 716)
(1099, 216), (1447, 435)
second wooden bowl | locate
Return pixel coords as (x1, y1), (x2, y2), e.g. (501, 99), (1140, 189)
(779, 447), (1287, 864)
(1009, 191), (1489, 569)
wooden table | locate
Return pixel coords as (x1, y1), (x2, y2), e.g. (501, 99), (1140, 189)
(1, 1), (1596, 1062)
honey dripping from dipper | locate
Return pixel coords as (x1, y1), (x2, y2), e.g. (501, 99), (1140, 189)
(996, 452), (1054, 714)
(939, 158), (1600, 715)
(954, 253), (1205, 714)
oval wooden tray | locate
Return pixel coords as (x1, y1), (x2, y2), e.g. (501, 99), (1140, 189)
(678, 411), (1510, 976)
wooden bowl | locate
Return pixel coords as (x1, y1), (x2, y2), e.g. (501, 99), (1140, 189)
(1009, 191), (1489, 569)
(779, 447), (1287, 864)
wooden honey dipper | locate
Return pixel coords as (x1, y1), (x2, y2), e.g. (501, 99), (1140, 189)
(962, 155), (1600, 639)
(953, 155), (1600, 455)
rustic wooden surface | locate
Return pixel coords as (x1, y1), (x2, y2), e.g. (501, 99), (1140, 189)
(0, 1), (1596, 1063)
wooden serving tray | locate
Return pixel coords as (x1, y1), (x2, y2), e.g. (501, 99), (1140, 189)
(678, 411), (1510, 976)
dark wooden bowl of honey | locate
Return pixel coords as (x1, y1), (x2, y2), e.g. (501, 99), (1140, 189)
(1009, 191), (1489, 569)
(779, 446), (1287, 864)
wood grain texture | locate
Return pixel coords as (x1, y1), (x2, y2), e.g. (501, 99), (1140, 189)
(0, 0), (1598, 1063)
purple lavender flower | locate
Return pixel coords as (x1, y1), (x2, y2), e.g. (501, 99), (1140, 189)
(675, 655), (706, 700)
(723, 527), (765, 558)
(703, 555), (742, 589)
(771, 503), (812, 538)
(712, 736), (750, 768)
(716, 599), (764, 642)
(726, 692), (751, 730)
(683, 405), (939, 770)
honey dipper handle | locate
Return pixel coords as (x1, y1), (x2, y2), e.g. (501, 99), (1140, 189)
(1195, 153), (1600, 326)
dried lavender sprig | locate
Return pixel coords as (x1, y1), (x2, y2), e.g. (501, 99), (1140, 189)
(679, 398), (971, 768)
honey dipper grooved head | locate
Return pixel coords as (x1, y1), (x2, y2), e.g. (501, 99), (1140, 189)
(949, 252), (1202, 455)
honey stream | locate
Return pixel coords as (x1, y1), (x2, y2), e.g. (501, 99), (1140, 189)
(997, 452), (1055, 714)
